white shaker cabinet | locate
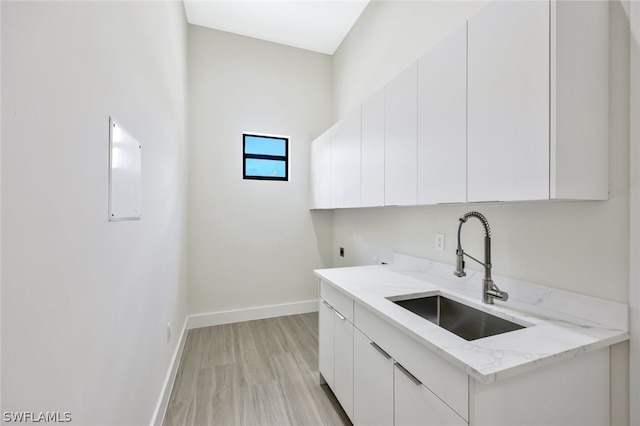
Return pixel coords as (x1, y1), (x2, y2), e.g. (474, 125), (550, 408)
(353, 328), (394, 426)
(385, 62), (418, 206)
(467, 0), (608, 202)
(361, 89), (385, 207)
(417, 24), (467, 204)
(330, 110), (362, 208)
(310, 129), (331, 209)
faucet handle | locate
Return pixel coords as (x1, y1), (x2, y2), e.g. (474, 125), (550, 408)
(454, 248), (466, 277)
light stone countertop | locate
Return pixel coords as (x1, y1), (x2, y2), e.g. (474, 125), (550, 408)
(314, 253), (629, 384)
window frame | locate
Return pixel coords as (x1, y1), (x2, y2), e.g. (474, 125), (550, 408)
(242, 133), (289, 181)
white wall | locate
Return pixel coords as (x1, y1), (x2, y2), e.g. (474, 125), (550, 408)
(0, 0), (3, 409)
(187, 25), (333, 316)
(1, 2), (189, 424)
(629, 1), (639, 423)
(332, 1), (630, 424)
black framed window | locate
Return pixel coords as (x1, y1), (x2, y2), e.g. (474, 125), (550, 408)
(243, 133), (289, 181)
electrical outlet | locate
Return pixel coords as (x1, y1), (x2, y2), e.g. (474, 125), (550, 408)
(339, 247), (345, 257)
(167, 321), (172, 343)
(435, 233), (445, 251)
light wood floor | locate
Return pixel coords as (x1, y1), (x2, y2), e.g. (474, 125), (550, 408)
(163, 313), (351, 426)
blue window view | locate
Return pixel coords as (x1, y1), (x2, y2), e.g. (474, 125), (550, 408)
(245, 158), (286, 178)
(243, 134), (288, 181)
(244, 135), (286, 156)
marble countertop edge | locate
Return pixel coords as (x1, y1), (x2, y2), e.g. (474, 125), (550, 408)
(314, 258), (629, 384)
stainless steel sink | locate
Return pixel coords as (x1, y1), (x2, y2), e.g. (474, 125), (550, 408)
(391, 295), (525, 341)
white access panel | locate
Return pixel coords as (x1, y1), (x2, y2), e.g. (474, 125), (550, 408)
(109, 117), (141, 221)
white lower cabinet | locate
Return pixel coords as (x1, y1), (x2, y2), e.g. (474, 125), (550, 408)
(324, 290), (609, 426)
(354, 326), (465, 426)
(333, 312), (354, 420)
(318, 298), (335, 389)
(318, 281), (354, 422)
(394, 363), (466, 426)
(353, 328), (394, 426)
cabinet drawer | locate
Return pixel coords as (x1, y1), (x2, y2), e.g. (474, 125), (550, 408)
(395, 363), (467, 426)
(354, 302), (469, 421)
(320, 280), (354, 322)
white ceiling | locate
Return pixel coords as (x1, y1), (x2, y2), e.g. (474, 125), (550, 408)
(183, 0), (370, 55)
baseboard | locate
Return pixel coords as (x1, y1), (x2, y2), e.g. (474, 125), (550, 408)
(150, 316), (189, 426)
(186, 299), (319, 330)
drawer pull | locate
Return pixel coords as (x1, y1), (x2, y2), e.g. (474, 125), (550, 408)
(334, 310), (346, 320)
(322, 300), (333, 310)
(370, 341), (391, 359)
(395, 362), (422, 386)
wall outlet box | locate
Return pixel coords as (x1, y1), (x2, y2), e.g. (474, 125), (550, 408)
(435, 233), (445, 251)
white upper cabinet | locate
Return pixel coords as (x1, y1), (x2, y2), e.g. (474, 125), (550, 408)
(385, 62), (418, 206)
(310, 0), (608, 208)
(417, 24), (467, 204)
(361, 89), (385, 207)
(468, 0), (608, 202)
(467, 1), (550, 202)
(310, 129), (331, 209)
(330, 109), (362, 208)
(550, 1), (608, 200)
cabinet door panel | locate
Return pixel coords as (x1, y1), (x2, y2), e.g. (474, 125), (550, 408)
(385, 62), (418, 206)
(310, 130), (331, 209)
(331, 111), (361, 208)
(361, 89), (385, 207)
(329, 127), (344, 208)
(355, 303), (469, 420)
(334, 312), (354, 421)
(354, 329), (394, 426)
(395, 364), (467, 426)
(467, 1), (549, 202)
(318, 299), (334, 389)
(418, 24), (467, 204)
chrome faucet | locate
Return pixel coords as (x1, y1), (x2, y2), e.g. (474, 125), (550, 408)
(454, 211), (509, 304)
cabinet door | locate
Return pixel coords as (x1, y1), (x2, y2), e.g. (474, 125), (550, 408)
(329, 126), (343, 208)
(417, 24), (467, 204)
(331, 110), (362, 208)
(318, 300), (334, 389)
(394, 364), (467, 426)
(354, 329), (394, 426)
(310, 130), (331, 209)
(385, 62), (418, 206)
(361, 89), (385, 207)
(467, 1), (549, 202)
(333, 308), (354, 421)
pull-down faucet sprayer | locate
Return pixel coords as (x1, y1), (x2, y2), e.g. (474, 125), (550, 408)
(454, 211), (509, 304)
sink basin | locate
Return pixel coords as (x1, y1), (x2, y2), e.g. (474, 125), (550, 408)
(391, 295), (525, 341)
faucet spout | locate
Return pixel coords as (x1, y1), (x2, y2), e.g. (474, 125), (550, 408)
(454, 211), (509, 304)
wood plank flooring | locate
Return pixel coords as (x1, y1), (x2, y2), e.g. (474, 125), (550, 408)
(163, 313), (351, 426)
